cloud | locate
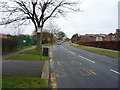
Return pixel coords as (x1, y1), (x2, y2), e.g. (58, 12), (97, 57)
(0, 0), (119, 38)
(54, 0), (119, 38)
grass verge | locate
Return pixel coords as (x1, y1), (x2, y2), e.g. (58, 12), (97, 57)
(70, 45), (120, 58)
(43, 43), (55, 46)
(20, 49), (41, 55)
(6, 55), (48, 60)
(2, 76), (47, 88)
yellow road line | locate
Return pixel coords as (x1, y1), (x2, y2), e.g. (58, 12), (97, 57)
(81, 68), (91, 76)
(89, 70), (97, 75)
(50, 73), (58, 89)
(57, 61), (61, 66)
(71, 60), (82, 65)
(50, 58), (53, 62)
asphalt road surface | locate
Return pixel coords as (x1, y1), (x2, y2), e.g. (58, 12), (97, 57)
(50, 42), (119, 88)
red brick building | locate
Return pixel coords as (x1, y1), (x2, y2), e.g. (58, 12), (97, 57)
(79, 34), (106, 42)
(105, 33), (118, 41)
(116, 29), (120, 41)
(0, 34), (9, 39)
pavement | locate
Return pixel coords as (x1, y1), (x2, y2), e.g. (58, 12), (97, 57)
(49, 42), (119, 88)
(2, 46), (50, 78)
(2, 60), (44, 77)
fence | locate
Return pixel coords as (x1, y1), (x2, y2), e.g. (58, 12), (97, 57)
(78, 41), (120, 51)
(2, 38), (18, 52)
(11, 36), (36, 48)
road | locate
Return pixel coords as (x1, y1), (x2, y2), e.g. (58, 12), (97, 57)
(49, 42), (119, 88)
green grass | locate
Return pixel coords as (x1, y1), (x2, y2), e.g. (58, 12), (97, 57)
(20, 48), (42, 55)
(43, 43), (55, 46)
(6, 55), (48, 60)
(2, 76), (47, 88)
(70, 45), (120, 58)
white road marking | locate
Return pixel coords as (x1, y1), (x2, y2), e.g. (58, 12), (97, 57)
(64, 48), (67, 51)
(79, 55), (95, 63)
(110, 69), (120, 75)
(68, 51), (75, 54)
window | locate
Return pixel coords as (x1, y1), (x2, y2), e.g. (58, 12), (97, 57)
(112, 38), (115, 40)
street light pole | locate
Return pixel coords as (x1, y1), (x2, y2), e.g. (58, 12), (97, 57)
(38, 27), (43, 59)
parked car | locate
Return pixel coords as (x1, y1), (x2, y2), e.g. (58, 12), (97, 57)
(57, 42), (61, 45)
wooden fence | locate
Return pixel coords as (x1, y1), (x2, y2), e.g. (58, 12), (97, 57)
(78, 41), (120, 51)
(2, 38), (18, 53)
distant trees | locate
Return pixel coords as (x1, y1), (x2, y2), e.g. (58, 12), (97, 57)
(31, 31), (54, 43)
(32, 30), (67, 43)
(44, 21), (60, 42)
(56, 31), (66, 40)
(71, 33), (79, 43)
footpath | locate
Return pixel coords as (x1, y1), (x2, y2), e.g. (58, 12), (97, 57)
(3, 46), (36, 58)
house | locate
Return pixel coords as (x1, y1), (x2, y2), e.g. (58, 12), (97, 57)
(94, 34), (106, 41)
(78, 30), (120, 42)
(116, 29), (120, 40)
(79, 34), (106, 42)
(105, 33), (117, 41)
(79, 34), (95, 42)
(0, 34), (10, 39)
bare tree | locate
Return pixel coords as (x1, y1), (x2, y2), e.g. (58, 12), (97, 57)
(45, 20), (61, 42)
(0, 0), (80, 54)
(57, 31), (66, 40)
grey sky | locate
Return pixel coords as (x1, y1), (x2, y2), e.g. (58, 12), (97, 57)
(0, 0), (119, 38)
(54, 0), (119, 38)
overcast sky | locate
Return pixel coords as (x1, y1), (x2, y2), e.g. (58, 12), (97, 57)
(54, 0), (119, 38)
(0, 0), (119, 38)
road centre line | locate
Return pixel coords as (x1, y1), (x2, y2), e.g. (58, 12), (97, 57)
(68, 51), (75, 54)
(64, 48), (67, 51)
(79, 55), (95, 63)
(110, 69), (120, 75)
(64, 48), (95, 63)
(57, 61), (61, 66)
